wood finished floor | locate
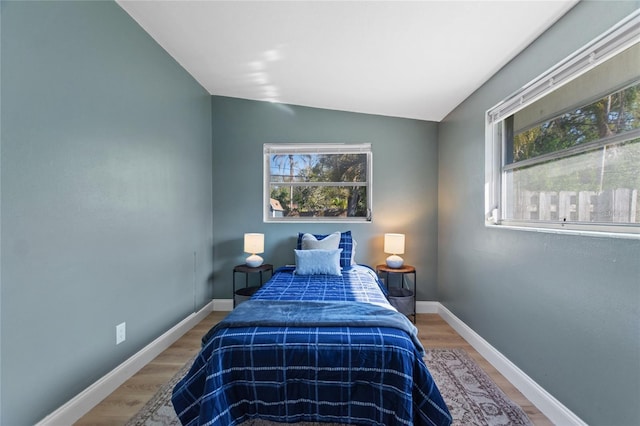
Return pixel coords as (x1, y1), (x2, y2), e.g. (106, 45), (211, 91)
(75, 312), (552, 425)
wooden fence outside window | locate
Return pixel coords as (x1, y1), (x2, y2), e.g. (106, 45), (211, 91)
(513, 188), (638, 223)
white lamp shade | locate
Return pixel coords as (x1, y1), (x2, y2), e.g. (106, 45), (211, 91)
(244, 233), (264, 267)
(244, 233), (264, 254)
(384, 233), (405, 255)
(384, 233), (405, 268)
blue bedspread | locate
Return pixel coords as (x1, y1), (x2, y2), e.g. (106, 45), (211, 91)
(172, 265), (452, 426)
(202, 299), (425, 354)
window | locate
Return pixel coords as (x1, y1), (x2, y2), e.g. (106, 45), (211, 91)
(485, 11), (640, 237)
(264, 143), (372, 222)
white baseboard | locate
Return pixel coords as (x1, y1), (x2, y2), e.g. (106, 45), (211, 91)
(437, 304), (587, 426)
(212, 298), (233, 312)
(36, 300), (214, 426)
(35, 298), (585, 426)
(416, 300), (439, 313)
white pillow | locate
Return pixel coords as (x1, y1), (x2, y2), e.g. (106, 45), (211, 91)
(301, 231), (340, 250)
(294, 249), (343, 276)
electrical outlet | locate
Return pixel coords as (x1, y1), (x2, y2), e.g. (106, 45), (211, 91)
(116, 322), (126, 345)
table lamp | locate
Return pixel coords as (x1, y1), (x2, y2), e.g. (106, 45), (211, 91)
(244, 233), (264, 267)
(384, 233), (405, 268)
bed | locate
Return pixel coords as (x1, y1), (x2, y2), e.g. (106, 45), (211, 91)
(172, 232), (452, 426)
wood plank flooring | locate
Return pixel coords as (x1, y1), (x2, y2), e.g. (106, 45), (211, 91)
(76, 312), (552, 425)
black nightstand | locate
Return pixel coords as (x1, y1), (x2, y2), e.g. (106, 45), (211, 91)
(376, 264), (416, 323)
(232, 264), (273, 307)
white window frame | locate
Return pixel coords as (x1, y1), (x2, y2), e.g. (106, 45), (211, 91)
(485, 10), (640, 239)
(264, 143), (373, 223)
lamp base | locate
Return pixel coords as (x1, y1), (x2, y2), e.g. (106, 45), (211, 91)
(246, 254), (263, 268)
(386, 254), (404, 268)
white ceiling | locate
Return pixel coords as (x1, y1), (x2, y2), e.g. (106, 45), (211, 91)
(117, 0), (578, 122)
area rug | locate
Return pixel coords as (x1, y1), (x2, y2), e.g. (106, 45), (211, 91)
(127, 348), (532, 426)
(424, 349), (533, 426)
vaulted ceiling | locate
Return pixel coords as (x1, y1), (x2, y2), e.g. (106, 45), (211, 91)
(117, 0), (578, 121)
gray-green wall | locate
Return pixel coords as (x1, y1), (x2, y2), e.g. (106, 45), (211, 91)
(0, 1), (213, 424)
(438, 2), (640, 425)
(211, 96), (439, 300)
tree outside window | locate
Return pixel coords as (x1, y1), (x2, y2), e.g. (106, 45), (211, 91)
(264, 144), (372, 222)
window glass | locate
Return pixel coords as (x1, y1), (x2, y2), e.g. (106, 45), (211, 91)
(510, 81), (640, 164)
(504, 138), (640, 223)
(264, 144), (372, 222)
(504, 82), (640, 224)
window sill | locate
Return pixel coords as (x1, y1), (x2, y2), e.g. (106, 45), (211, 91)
(485, 221), (640, 240)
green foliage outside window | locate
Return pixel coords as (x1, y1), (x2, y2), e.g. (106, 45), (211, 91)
(514, 83), (639, 162)
(510, 82), (640, 193)
(268, 151), (369, 219)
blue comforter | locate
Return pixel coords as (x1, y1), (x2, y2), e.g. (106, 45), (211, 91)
(172, 265), (452, 426)
(202, 299), (425, 354)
